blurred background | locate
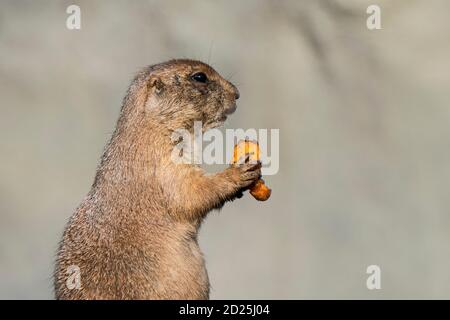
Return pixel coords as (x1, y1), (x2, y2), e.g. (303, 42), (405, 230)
(1, 0), (450, 299)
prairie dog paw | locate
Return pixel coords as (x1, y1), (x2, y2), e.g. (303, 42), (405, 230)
(228, 157), (262, 189)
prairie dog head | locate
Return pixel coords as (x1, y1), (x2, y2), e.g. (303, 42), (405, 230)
(141, 59), (239, 131)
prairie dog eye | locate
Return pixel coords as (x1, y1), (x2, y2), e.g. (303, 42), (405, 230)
(191, 72), (208, 83)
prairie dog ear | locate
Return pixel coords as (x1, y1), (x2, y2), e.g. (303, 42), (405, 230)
(145, 76), (164, 110)
(148, 76), (164, 94)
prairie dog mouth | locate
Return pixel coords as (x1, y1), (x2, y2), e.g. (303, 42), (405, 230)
(224, 104), (237, 115)
(208, 104), (237, 129)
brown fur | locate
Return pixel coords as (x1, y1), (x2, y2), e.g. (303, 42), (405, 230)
(54, 59), (261, 300)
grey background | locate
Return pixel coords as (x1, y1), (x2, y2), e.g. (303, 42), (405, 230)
(1, 0), (450, 299)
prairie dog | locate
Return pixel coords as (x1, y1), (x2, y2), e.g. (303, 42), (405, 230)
(54, 59), (261, 299)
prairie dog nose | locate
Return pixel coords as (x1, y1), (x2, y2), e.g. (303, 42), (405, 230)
(234, 88), (240, 100)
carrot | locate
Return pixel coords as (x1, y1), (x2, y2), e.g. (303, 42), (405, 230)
(233, 140), (271, 201)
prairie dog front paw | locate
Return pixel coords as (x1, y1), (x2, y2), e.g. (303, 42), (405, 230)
(227, 157), (262, 189)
